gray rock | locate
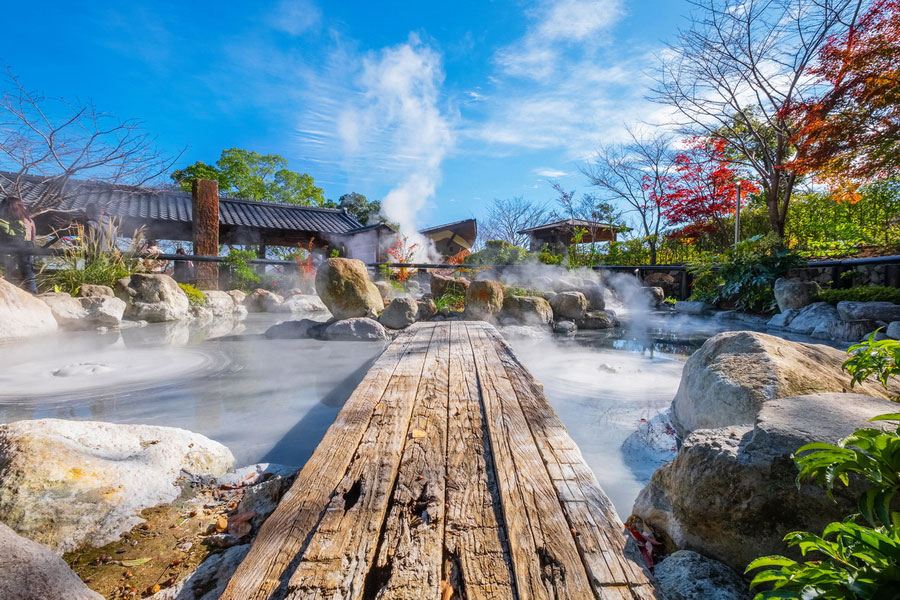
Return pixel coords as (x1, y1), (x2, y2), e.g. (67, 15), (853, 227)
(582, 284), (606, 310)
(417, 298), (437, 320)
(264, 318), (322, 339)
(374, 280), (393, 302)
(0, 522), (102, 600)
(550, 291), (588, 320)
(147, 543), (250, 600)
(766, 308), (799, 330)
(577, 310), (618, 330)
(226, 289), (247, 305)
(653, 551), (750, 600)
(379, 297), (419, 329)
(115, 273), (190, 322)
(673, 301), (712, 315)
(553, 320), (577, 334)
(887, 321), (900, 340)
(322, 317), (389, 341)
(277, 294), (329, 314)
(774, 278), (821, 312)
(783, 302), (840, 335)
(0, 278), (57, 340)
(645, 286), (665, 305)
(244, 289), (284, 313)
(644, 272), (679, 297)
(79, 295), (126, 327)
(0, 419), (234, 553)
(634, 393), (898, 572)
(670, 331), (900, 437)
(203, 290), (237, 317)
(235, 470), (298, 531)
(837, 301), (900, 323)
(819, 319), (879, 342)
(315, 258), (384, 319)
(38, 292), (88, 328)
(77, 284), (114, 298)
(501, 295), (553, 326)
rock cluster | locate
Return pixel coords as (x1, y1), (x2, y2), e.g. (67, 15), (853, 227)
(315, 258), (384, 319)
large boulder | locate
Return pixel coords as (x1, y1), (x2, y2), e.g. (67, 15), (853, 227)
(773, 278), (821, 312)
(465, 280), (504, 320)
(315, 258), (384, 319)
(244, 289), (284, 313)
(670, 331), (900, 437)
(0, 522), (103, 600)
(550, 291), (588, 321)
(430, 274), (470, 298)
(78, 295), (126, 327)
(577, 310), (618, 330)
(634, 393), (897, 571)
(38, 292), (126, 330)
(0, 278), (57, 340)
(203, 290), (237, 317)
(501, 295), (553, 326)
(77, 284), (115, 298)
(783, 302), (840, 335)
(837, 300), (900, 323)
(888, 321), (900, 340)
(0, 419), (234, 553)
(653, 551), (750, 600)
(322, 317), (389, 341)
(115, 273), (190, 322)
(582, 284), (606, 311)
(37, 292), (86, 328)
(379, 297), (418, 330)
(823, 318), (879, 342)
(264, 318), (322, 339)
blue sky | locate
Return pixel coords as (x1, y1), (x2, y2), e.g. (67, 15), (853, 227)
(1, 0), (689, 230)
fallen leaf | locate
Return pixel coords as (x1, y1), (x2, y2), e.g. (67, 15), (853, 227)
(411, 429), (427, 439)
(120, 558), (150, 567)
(228, 511), (255, 538)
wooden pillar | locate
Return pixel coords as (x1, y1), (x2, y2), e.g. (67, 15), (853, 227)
(192, 179), (219, 290)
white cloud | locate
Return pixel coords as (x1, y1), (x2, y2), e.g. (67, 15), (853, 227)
(269, 0), (321, 36)
(534, 168), (568, 178)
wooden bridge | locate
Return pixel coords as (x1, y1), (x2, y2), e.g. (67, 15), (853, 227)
(221, 321), (658, 600)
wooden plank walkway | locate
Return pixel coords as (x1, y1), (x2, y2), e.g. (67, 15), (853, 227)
(221, 321), (657, 600)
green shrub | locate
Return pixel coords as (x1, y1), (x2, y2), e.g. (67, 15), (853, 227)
(747, 341), (900, 599)
(505, 286), (543, 297)
(433, 289), (465, 313)
(178, 283), (207, 307)
(39, 220), (145, 295)
(817, 286), (900, 305)
(717, 234), (807, 313)
(465, 240), (530, 266)
(686, 252), (723, 303)
(223, 249), (260, 292)
(844, 332), (900, 391)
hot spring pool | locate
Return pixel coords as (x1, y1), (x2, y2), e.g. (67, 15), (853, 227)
(0, 312), (762, 517)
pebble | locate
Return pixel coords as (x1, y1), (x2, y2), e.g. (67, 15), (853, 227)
(179, 541), (193, 552)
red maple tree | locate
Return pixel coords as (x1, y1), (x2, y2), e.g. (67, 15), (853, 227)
(788, 0), (900, 192)
(652, 137), (759, 244)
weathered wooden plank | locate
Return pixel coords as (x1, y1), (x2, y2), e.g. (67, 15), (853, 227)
(220, 326), (426, 600)
(489, 329), (658, 599)
(466, 322), (594, 600)
(367, 322), (451, 599)
(285, 325), (434, 600)
(443, 322), (517, 600)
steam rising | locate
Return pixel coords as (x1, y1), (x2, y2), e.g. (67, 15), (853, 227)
(338, 35), (453, 260)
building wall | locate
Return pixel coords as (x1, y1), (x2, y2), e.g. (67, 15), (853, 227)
(344, 230), (380, 263)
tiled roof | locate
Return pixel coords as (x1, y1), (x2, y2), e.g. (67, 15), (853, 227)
(2, 172), (364, 234)
(517, 218), (623, 234)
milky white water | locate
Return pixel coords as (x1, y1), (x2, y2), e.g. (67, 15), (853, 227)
(1, 311), (792, 517)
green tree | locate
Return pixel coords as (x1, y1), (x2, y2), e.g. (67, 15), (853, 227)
(325, 192), (382, 225)
(171, 148), (325, 205)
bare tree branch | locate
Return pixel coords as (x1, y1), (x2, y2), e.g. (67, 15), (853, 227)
(0, 66), (184, 216)
(480, 196), (549, 248)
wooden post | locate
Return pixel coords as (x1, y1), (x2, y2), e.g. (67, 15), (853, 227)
(192, 179), (219, 290)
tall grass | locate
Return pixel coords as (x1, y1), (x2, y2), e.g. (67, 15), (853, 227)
(39, 219), (148, 295)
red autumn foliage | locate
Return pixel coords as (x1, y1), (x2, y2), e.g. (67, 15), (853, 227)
(294, 238), (317, 278)
(788, 0), (900, 188)
(386, 235), (419, 281)
(650, 138), (758, 242)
